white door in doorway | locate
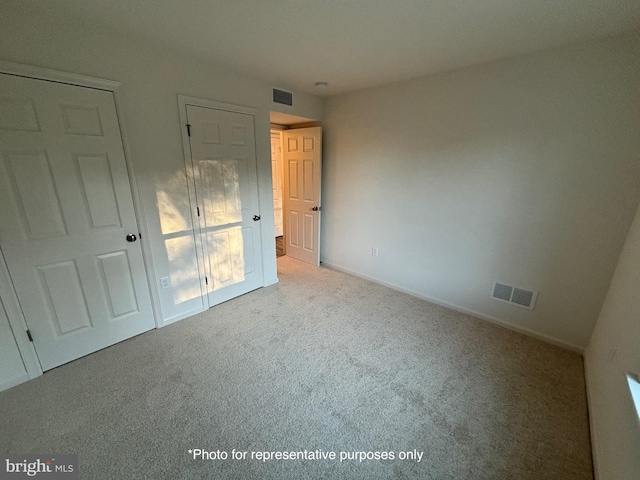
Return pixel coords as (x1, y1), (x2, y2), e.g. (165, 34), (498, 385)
(283, 127), (322, 266)
(0, 73), (155, 371)
(271, 131), (283, 237)
(185, 104), (264, 307)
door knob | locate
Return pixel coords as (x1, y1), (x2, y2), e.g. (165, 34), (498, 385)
(126, 233), (137, 242)
(311, 206), (321, 211)
(253, 215), (261, 221)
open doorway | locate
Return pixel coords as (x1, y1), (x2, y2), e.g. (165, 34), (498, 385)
(270, 128), (285, 256)
(270, 112), (322, 266)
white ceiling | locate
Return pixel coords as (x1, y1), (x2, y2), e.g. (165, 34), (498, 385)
(18, 0), (640, 96)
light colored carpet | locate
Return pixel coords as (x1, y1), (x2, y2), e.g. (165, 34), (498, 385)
(0, 256), (592, 479)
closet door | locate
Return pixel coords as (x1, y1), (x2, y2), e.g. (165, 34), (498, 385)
(0, 73), (154, 370)
(185, 104), (264, 307)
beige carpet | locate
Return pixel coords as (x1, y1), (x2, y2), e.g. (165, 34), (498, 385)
(0, 256), (592, 479)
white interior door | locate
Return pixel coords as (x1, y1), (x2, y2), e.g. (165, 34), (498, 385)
(185, 104), (264, 307)
(0, 73), (155, 371)
(283, 127), (322, 266)
(271, 131), (283, 237)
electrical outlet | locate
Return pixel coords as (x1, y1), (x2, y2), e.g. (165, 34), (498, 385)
(160, 276), (171, 289)
(371, 247), (379, 257)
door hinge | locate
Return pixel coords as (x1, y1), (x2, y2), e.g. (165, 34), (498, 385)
(205, 276), (208, 285)
(26, 329), (33, 342)
(197, 207), (200, 217)
(186, 124), (191, 137)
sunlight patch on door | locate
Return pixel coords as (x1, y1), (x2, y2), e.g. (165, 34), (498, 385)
(158, 170), (192, 235)
(166, 235), (202, 303)
(206, 227), (245, 290)
(199, 158), (246, 226)
(157, 169), (203, 304)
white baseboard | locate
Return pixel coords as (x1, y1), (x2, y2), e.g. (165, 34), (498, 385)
(160, 306), (206, 327)
(0, 372), (30, 393)
(582, 352), (601, 479)
(321, 261), (584, 354)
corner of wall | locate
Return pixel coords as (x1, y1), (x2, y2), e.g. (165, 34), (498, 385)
(582, 199), (640, 480)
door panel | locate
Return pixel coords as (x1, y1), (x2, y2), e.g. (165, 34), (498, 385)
(77, 154), (122, 229)
(61, 104), (104, 136)
(186, 104), (263, 307)
(288, 160), (299, 199)
(0, 73), (155, 370)
(303, 213), (315, 251)
(303, 159), (315, 201)
(37, 260), (93, 334)
(289, 211), (300, 247)
(97, 251), (139, 318)
(283, 127), (322, 265)
(3, 152), (68, 238)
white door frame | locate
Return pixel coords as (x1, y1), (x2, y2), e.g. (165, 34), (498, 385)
(0, 60), (161, 380)
(177, 95), (263, 309)
(271, 130), (284, 238)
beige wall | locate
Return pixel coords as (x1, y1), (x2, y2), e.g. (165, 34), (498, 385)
(322, 34), (640, 350)
(585, 200), (640, 479)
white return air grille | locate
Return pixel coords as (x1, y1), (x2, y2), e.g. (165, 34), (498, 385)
(490, 282), (537, 310)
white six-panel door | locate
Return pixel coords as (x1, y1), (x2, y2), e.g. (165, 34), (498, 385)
(185, 104), (264, 307)
(283, 127), (322, 266)
(0, 73), (155, 370)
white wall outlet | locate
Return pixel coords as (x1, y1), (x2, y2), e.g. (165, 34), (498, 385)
(160, 276), (171, 289)
(371, 247), (379, 257)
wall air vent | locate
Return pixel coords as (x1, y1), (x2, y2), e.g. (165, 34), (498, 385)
(491, 282), (537, 310)
(272, 88), (293, 106)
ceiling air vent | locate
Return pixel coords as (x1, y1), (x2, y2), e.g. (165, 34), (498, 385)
(491, 282), (537, 310)
(273, 88), (293, 106)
